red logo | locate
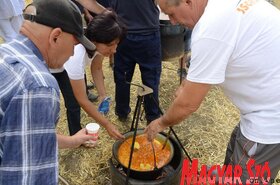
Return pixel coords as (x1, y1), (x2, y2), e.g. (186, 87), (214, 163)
(180, 159), (272, 185)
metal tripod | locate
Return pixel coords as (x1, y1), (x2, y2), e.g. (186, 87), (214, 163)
(125, 84), (154, 185)
(124, 82), (193, 185)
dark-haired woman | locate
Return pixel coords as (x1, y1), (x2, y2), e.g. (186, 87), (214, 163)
(63, 11), (126, 146)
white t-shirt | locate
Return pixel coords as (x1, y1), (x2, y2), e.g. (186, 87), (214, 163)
(64, 44), (96, 80)
(187, 0), (280, 143)
(49, 67), (64, 73)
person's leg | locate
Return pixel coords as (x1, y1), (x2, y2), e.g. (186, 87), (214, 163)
(140, 65), (161, 123)
(177, 28), (192, 78)
(136, 31), (162, 123)
(114, 36), (136, 120)
(227, 126), (280, 184)
(84, 73), (98, 102)
(52, 70), (82, 135)
(109, 54), (114, 69)
(224, 124), (240, 165)
(184, 29), (192, 68)
(178, 55), (188, 83)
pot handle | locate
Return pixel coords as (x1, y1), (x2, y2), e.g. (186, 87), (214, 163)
(111, 156), (121, 168)
(162, 164), (175, 174)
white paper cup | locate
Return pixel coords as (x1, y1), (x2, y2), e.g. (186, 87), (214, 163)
(86, 123), (100, 146)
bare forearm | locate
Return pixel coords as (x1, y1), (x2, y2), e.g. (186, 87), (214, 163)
(92, 70), (106, 100)
(160, 99), (196, 128)
(160, 80), (211, 128)
(70, 79), (113, 135)
(57, 134), (76, 149)
(79, 99), (111, 128)
(91, 55), (106, 100)
(75, 0), (105, 14)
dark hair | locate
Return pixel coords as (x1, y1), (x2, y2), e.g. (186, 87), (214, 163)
(85, 10), (126, 44)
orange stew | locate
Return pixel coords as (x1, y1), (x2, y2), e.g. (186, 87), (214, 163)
(118, 134), (171, 171)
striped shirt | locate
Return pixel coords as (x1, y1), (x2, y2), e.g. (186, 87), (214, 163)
(0, 0), (25, 18)
(0, 35), (60, 185)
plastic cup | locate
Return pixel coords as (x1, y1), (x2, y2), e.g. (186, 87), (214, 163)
(85, 123), (100, 147)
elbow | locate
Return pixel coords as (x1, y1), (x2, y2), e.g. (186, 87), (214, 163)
(180, 103), (200, 118)
(188, 104), (200, 114)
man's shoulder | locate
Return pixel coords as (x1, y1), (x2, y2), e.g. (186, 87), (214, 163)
(0, 61), (59, 100)
(0, 46), (59, 93)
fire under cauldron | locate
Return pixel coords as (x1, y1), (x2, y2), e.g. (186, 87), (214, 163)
(160, 19), (185, 61)
(109, 131), (183, 185)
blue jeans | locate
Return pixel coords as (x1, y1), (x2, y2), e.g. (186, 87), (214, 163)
(114, 31), (162, 122)
(52, 70), (81, 135)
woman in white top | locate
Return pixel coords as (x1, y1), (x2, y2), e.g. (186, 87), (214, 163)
(64, 11), (126, 141)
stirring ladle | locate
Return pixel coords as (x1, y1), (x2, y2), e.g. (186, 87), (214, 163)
(151, 141), (158, 170)
(161, 128), (172, 150)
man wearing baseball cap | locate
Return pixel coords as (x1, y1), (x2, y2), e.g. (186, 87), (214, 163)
(0, 0), (96, 184)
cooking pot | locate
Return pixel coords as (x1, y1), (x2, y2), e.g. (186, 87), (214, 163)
(112, 129), (174, 180)
(160, 20), (185, 61)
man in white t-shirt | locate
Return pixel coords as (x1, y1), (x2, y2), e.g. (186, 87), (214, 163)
(145, 0), (280, 183)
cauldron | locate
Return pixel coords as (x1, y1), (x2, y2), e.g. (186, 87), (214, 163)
(160, 20), (185, 61)
(109, 131), (183, 184)
(112, 129), (174, 180)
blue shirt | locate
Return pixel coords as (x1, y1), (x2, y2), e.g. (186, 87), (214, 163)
(0, 35), (60, 185)
(0, 0), (24, 18)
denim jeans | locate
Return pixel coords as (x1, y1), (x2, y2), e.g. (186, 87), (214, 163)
(114, 31), (162, 122)
(52, 70), (81, 135)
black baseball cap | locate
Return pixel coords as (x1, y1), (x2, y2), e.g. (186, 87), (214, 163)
(24, 0), (96, 52)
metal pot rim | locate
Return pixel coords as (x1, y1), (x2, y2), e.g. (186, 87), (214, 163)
(112, 129), (174, 173)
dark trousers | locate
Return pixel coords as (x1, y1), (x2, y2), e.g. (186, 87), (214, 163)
(113, 31), (162, 122)
(52, 70), (81, 135)
(84, 73), (90, 95)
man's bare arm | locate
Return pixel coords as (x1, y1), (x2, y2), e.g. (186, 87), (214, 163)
(76, 0), (106, 14)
